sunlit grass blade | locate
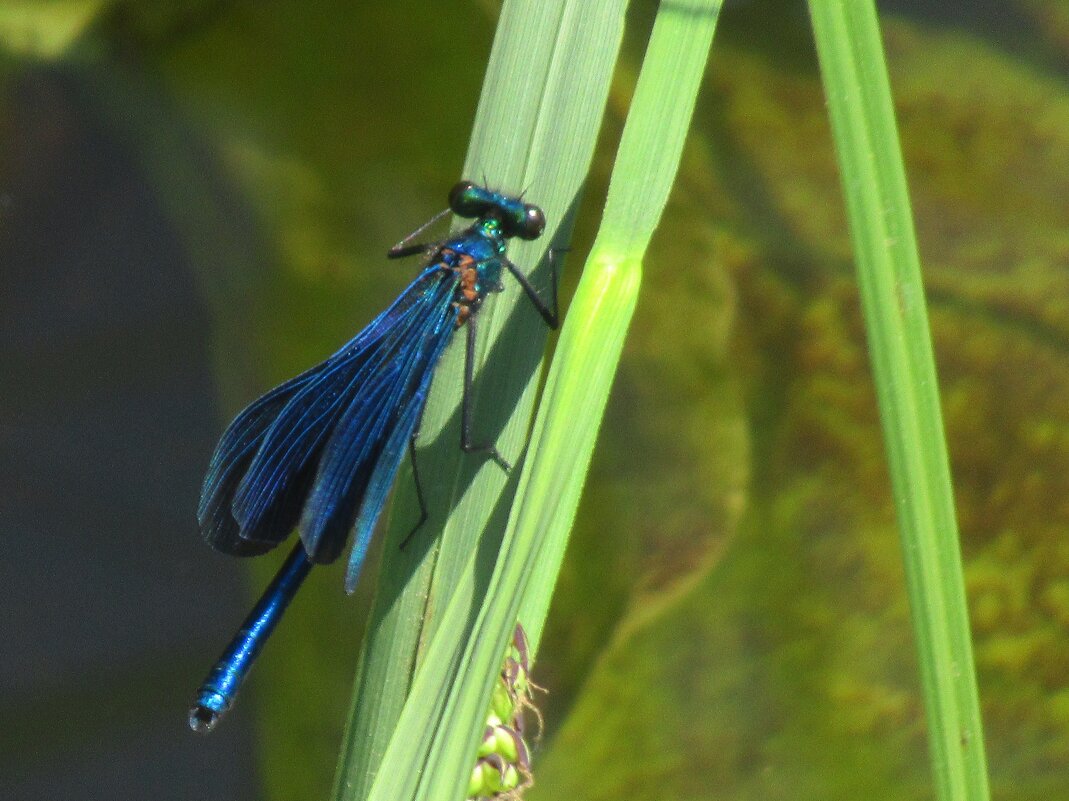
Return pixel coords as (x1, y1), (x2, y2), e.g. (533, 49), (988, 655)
(518, 0), (725, 649)
(806, 3), (991, 800)
(333, 2), (626, 800)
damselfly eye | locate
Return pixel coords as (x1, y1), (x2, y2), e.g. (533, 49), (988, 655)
(516, 204), (545, 240)
(449, 181), (485, 218)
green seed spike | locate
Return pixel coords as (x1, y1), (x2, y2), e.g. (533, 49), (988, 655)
(466, 625), (541, 801)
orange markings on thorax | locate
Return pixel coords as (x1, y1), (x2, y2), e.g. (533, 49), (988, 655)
(446, 249), (481, 328)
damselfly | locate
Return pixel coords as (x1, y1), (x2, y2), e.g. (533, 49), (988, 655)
(189, 182), (557, 732)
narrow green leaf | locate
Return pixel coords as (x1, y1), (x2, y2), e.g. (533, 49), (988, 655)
(807, 3), (991, 800)
(334, 2), (625, 800)
(520, 0), (724, 650)
(356, 3), (722, 801)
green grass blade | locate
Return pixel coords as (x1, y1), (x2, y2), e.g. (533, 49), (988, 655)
(362, 0), (723, 790)
(519, 0), (724, 649)
(333, 2), (626, 800)
(806, 3), (991, 799)
(346, 2), (723, 799)
(358, 3), (722, 800)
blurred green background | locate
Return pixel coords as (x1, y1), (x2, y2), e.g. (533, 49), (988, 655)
(2, 2), (1067, 800)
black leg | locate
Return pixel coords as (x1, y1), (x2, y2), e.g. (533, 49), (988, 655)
(398, 431), (429, 551)
(504, 246), (562, 329)
(388, 206), (451, 259)
(460, 316), (512, 471)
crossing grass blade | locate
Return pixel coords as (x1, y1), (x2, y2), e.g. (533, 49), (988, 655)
(344, 3), (722, 801)
(336, 1), (725, 798)
(517, 0), (725, 651)
(333, 2), (626, 800)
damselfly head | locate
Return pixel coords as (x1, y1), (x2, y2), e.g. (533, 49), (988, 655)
(448, 180), (546, 241)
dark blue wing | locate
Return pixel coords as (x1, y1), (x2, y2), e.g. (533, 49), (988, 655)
(298, 281), (457, 562)
(343, 368), (434, 593)
(229, 351), (380, 545)
(198, 266), (458, 560)
(301, 302), (456, 571)
(198, 370), (322, 555)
